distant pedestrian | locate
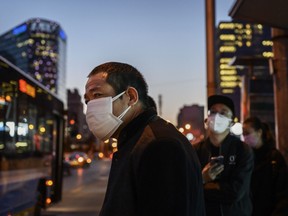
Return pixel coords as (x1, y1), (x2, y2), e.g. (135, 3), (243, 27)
(243, 116), (288, 216)
(194, 94), (253, 216)
(84, 62), (206, 216)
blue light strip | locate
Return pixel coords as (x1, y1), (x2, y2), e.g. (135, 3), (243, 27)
(13, 24), (27, 35)
(59, 30), (66, 40)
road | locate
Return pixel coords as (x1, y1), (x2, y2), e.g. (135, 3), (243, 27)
(41, 159), (111, 216)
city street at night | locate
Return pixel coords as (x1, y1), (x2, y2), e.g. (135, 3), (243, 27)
(1, 1), (288, 216)
(42, 159), (111, 216)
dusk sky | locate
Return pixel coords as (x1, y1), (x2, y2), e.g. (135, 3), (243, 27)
(0, 0), (234, 125)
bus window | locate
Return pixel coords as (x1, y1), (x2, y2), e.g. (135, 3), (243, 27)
(0, 56), (64, 215)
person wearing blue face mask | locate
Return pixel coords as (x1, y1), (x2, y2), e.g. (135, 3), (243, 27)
(194, 95), (254, 216)
(84, 62), (206, 216)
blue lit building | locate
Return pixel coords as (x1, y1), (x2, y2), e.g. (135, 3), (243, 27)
(0, 18), (67, 104)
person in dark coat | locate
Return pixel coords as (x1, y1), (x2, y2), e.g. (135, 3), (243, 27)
(243, 116), (288, 216)
(84, 62), (206, 216)
(194, 95), (254, 216)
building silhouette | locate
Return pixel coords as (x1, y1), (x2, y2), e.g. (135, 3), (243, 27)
(177, 104), (205, 144)
(66, 89), (94, 151)
(0, 18), (67, 104)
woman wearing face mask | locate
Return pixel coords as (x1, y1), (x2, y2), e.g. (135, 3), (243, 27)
(194, 95), (254, 216)
(243, 117), (288, 216)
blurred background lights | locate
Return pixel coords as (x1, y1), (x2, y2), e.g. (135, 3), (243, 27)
(230, 122), (243, 136)
(76, 134), (82, 140)
(186, 133), (194, 141)
(39, 126), (46, 133)
(185, 124), (191, 130)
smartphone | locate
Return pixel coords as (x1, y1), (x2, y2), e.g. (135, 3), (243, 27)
(210, 155), (224, 165)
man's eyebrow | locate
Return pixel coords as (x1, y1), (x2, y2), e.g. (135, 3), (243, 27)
(86, 83), (101, 92)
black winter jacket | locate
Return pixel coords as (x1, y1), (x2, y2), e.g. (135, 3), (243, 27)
(99, 109), (206, 216)
(194, 134), (253, 216)
(251, 144), (288, 216)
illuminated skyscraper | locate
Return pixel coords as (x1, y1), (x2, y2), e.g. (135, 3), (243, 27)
(216, 21), (273, 121)
(0, 18), (67, 104)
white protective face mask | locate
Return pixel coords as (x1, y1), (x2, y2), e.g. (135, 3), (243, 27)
(207, 113), (231, 134)
(86, 91), (131, 141)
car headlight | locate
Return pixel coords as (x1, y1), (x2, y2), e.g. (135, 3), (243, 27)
(78, 157), (84, 163)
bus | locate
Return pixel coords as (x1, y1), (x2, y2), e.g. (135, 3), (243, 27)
(0, 56), (65, 215)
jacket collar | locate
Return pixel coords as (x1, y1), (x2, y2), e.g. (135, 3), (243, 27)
(205, 134), (234, 155)
(117, 108), (157, 148)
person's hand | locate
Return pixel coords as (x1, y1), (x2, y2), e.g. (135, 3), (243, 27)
(202, 162), (224, 184)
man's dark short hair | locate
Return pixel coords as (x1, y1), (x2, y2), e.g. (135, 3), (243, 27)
(147, 95), (157, 113)
(88, 62), (149, 108)
(208, 95), (235, 117)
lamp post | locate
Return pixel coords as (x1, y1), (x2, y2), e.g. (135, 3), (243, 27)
(206, 0), (217, 97)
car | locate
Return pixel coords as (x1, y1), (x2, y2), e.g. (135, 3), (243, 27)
(68, 151), (92, 168)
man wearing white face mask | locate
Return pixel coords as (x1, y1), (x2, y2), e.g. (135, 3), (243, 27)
(84, 62), (205, 216)
(194, 95), (254, 216)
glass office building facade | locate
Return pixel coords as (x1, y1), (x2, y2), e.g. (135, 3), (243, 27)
(0, 18), (67, 104)
(216, 21), (272, 95)
(215, 21), (273, 121)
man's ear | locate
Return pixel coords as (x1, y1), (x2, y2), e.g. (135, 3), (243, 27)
(126, 87), (138, 106)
